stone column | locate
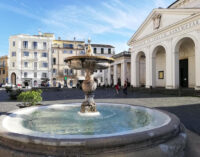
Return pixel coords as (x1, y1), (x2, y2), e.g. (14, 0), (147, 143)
(107, 66), (111, 85)
(166, 49), (174, 89)
(131, 52), (138, 87)
(172, 51), (179, 89)
(145, 51), (151, 88)
(121, 61), (127, 86)
(114, 64), (117, 85)
(195, 43), (200, 90)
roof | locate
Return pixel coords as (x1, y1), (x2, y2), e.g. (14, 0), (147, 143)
(53, 40), (84, 43)
(0, 55), (8, 59)
(168, 0), (179, 8)
(85, 44), (115, 48)
(112, 51), (131, 59)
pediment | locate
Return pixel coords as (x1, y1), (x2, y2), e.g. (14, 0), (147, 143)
(128, 8), (200, 45)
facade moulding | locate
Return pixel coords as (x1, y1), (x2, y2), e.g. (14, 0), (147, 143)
(131, 13), (200, 49)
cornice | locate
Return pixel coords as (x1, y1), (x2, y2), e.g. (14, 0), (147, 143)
(129, 12), (200, 48)
(127, 8), (200, 46)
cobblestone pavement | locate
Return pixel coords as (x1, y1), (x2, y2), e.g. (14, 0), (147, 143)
(0, 88), (200, 135)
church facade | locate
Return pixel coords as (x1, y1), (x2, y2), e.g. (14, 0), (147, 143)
(128, 0), (200, 90)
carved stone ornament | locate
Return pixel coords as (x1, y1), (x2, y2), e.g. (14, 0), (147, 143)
(153, 13), (162, 30)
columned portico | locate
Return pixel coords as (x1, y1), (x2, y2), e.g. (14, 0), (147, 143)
(128, 6), (200, 90)
(113, 64), (117, 85)
(106, 51), (131, 86)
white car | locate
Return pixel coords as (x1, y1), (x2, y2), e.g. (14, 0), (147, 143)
(2, 83), (16, 88)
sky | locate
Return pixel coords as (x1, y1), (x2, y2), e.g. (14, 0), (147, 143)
(0, 0), (175, 55)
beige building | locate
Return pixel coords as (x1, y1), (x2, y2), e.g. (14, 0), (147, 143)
(52, 39), (85, 87)
(0, 56), (8, 84)
(128, 0), (200, 90)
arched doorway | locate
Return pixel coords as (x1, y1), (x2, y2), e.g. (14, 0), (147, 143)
(136, 52), (146, 87)
(174, 37), (195, 88)
(11, 73), (16, 85)
(152, 46), (166, 87)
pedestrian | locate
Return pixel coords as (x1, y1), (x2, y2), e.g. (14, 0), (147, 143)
(123, 81), (128, 95)
(115, 83), (119, 95)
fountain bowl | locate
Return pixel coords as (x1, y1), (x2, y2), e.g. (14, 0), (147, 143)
(0, 103), (186, 157)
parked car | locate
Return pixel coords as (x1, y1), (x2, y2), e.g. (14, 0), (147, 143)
(2, 83), (15, 88)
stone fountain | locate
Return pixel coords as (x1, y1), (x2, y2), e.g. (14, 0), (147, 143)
(0, 40), (187, 157)
(65, 39), (114, 113)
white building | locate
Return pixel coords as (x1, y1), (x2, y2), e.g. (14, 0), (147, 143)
(106, 51), (131, 87)
(128, 0), (200, 90)
(86, 44), (115, 86)
(8, 33), (55, 87)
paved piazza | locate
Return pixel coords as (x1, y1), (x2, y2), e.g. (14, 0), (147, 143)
(0, 88), (200, 156)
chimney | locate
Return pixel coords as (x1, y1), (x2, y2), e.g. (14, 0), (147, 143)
(58, 37), (61, 40)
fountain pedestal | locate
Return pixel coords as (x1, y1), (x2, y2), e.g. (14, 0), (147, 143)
(81, 70), (97, 113)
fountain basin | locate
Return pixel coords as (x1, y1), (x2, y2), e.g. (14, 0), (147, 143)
(0, 103), (186, 157)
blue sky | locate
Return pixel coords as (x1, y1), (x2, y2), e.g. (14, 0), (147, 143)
(0, 0), (175, 55)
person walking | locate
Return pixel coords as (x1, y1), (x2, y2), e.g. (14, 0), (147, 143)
(123, 81), (128, 95)
(115, 83), (119, 95)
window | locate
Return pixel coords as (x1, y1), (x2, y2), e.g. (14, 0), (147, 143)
(63, 44), (73, 49)
(63, 50), (67, 54)
(64, 69), (68, 75)
(0, 70), (1, 75)
(80, 51), (85, 54)
(13, 41), (15, 47)
(2, 61), (5, 67)
(42, 62), (48, 68)
(34, 72), (37, 78)
(32, 42), (37, 49)
(70, 50), (73, 54)
(34, 62), (37, 68)
(23, 41), (28, 49)
(42, 52), (47, 57)
(24, 72), (28, 78)
(12, 62), (15, 67)
(12, 52), (16, 57)
(100, 69), (102, 72)
(93, 48), (97, 54)
(53, 69), (57, 74)
(23, 51), (29, 57)
(42, 73), (47, 78)
(101, 48), (104, 54)
(43, 42), (47, 49)
(81, 70), (85, 76)
(3, 70), (5, 74)
(34, 52), (37, 58)
(24, 62), (28, 67)
(108, 48), (111, 54)
(70, 69), (73, 75)
(53, 58), (56, 65)
(78, 44), (84, 49)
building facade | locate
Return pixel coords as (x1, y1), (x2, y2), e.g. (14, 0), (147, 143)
(0, 56), (8, 84)
(128, 0), (200, 90)
(86, 44), (115, 86)
(52, 39), (85, 87)
(106, 51), (131, 87)
(8, 33), (55, 87)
